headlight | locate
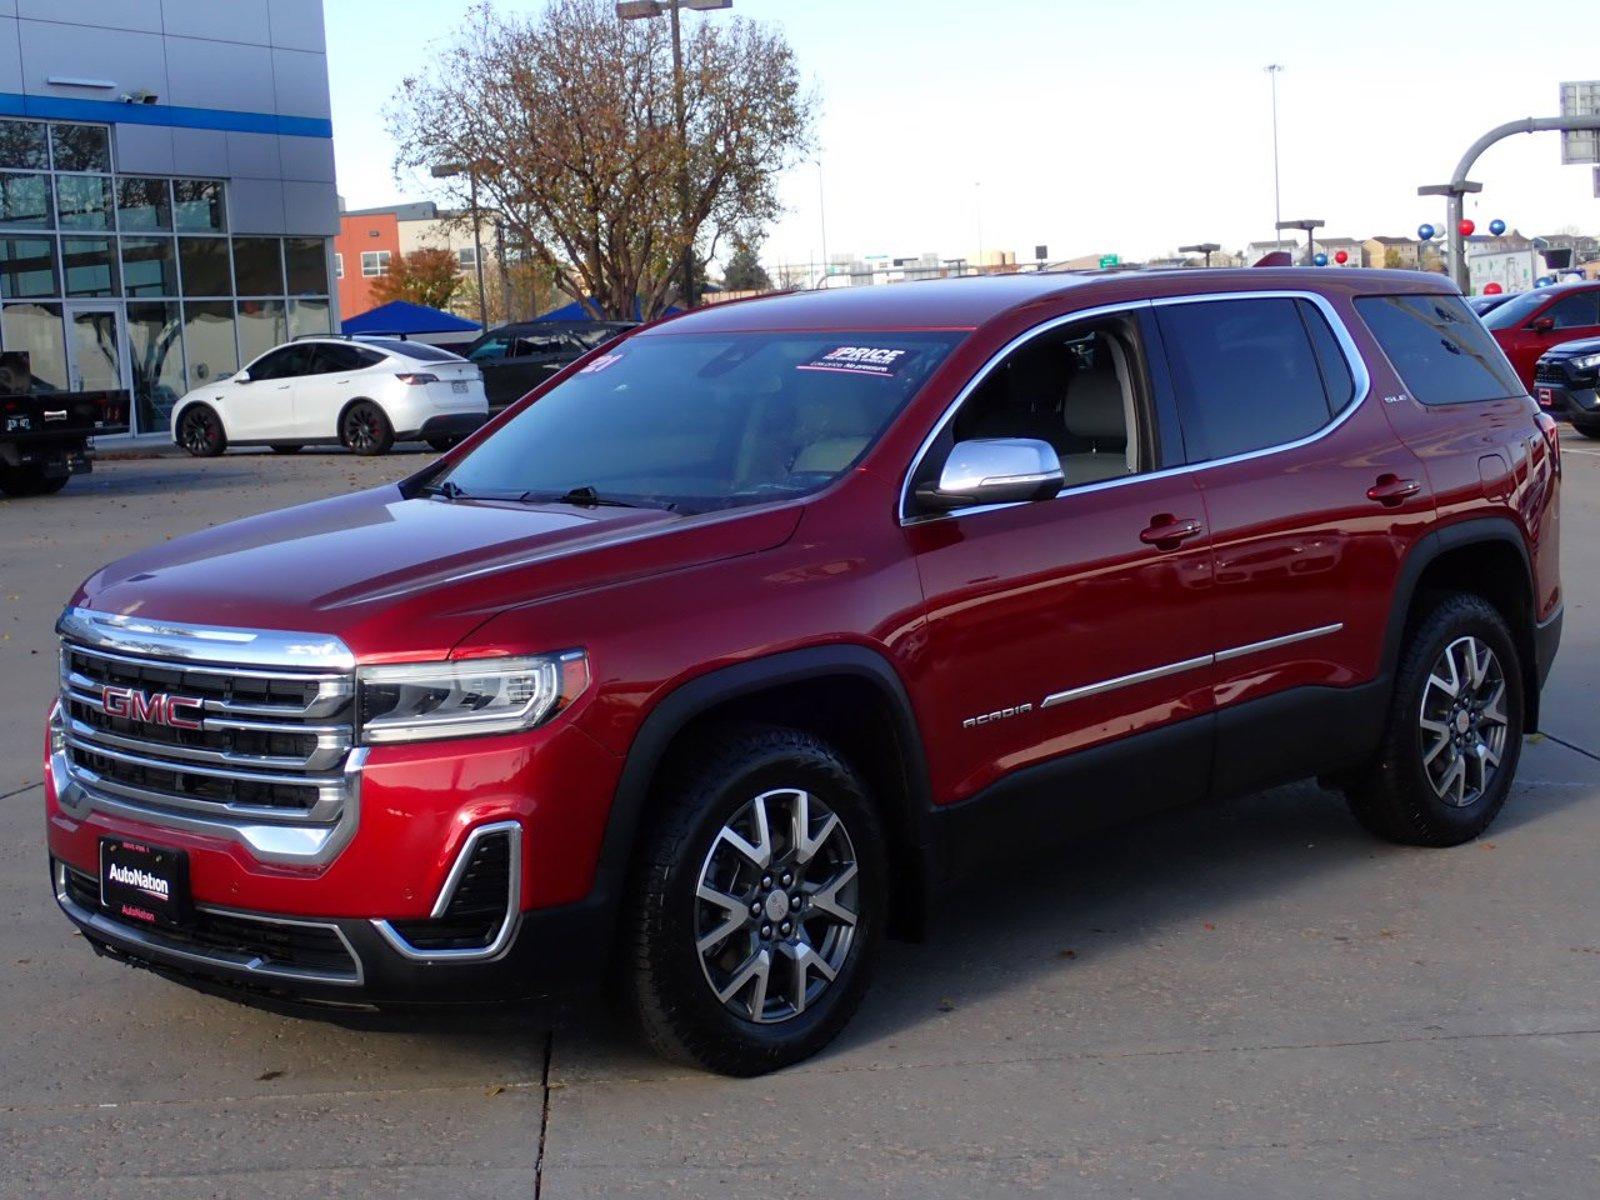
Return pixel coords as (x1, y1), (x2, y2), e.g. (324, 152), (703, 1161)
(357, 651), (588, 744)
(1570, 352), (1600, 373)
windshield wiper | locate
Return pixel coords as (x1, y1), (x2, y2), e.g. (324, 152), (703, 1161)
(424, 479), (469, 500)
(518, 485), (676, 511)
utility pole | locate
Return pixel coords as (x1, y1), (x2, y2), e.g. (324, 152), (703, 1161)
(617, 0), (732, 311)
(1265, 64), (1284, 239)
(431, 163), (488, 328)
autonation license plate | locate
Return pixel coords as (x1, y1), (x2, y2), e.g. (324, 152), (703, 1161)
(1537, 386), (1554, 409)
(451, 380), (468, 393)
(99, 837), (190, 928)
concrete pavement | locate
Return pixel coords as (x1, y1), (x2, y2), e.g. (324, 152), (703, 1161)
(2, 444), (1598, 1197)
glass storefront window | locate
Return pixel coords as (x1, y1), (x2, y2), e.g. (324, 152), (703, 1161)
(0, 236), (57, 298)
(236, 298), (286, 365)
(173, 179), (226, 233)
(122, 237), (178, 297)
(1, 302), (67, 391)
(51, 124), (111, 173)
(0, 121), (48, 171)
(56, 175), (113, 230)
(288, 298), (331, 339)
(127, 301), (185, 433)
(116, 178), (171, 231)
(178, 237), (231, 295)
(0, 174), (52, 228)
(285, 238), (329, 295)
(182, 301), (238, 384)
(233, 237), (284, 295)
(62, 237), (119, 297)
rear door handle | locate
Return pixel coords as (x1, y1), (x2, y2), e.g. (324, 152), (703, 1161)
(1367, 474), (1421, 506)
(1140, 515), (1205, 547)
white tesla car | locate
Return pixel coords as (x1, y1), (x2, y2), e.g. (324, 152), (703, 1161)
(170, 337), (488, 457)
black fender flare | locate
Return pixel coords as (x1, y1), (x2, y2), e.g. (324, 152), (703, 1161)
(589, 644), (936, 937)
(1380, 516), (1541, 728)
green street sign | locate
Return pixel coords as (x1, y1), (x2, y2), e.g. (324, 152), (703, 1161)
(1099, 254), (1120, 268)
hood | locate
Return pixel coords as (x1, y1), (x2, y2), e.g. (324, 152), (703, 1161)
(73, 485), (803, 661)
(1540, 336), (1600, 360)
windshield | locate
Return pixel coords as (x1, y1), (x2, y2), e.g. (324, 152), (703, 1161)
(1481, 289), (1554, 329)
(437, 330), (964, 514)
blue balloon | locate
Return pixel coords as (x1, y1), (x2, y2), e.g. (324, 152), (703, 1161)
(1313, 252), (1328, 267)
(1489, 218), (1506, 236)
(1418, 223), (1435, 241)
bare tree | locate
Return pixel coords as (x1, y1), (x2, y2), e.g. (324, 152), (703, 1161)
(387, 0), (814, 321)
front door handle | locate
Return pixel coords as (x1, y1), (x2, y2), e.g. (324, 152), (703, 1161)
(1367, 474), (1421, 506)
(1140, 515), (1205, 548)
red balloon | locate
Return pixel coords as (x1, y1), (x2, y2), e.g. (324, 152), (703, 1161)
(1483, 282), (1504, 295)
(1458, 218), (1476, 237)
(1334, 250), (1348, 264)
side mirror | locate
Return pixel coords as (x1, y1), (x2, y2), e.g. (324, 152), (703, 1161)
(915, 437), (1065, 513)
(1531, 316), (1556, 333)
(233, 369), (253, 383)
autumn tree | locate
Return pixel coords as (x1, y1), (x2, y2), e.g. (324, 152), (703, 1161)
(386, 0), (813, 322)
(369, 247), (464, 311)
(721, 239), (771, 291)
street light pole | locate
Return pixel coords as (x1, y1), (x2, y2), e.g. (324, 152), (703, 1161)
(617, 0), (732, 311)
(432, 162), (489, 329)
(1265, 64), (1284, 236)
(816, 158), (828, 286)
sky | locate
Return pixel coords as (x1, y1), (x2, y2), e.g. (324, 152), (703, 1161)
(325, 0), (1600, 271)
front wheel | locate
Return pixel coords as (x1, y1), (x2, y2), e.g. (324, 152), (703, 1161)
(1571, 418), (1600, 441)
(339, 402), (394, 456)
(1342, 592), (1523, 846)
(177, 404), (226, 457)
(622, 725), (887, 1076)
(0, 464), (70, 497)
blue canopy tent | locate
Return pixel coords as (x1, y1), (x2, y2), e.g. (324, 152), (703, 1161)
(342, 300), (481, 340)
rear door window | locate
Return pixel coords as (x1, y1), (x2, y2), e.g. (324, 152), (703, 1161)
(1544, 290), (1600, 329)
(1354, 294), (1523, 404)
(1156, 297), (1346, 462)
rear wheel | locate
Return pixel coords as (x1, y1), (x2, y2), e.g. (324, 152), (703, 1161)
(269, 443), (303, 454)
(622, 725), (887, 1076)
(177, 404), (226, 457)
(1571, 418), (1600, 440)
(0, 464), (70, 497)
(1342, 592), (1523, 846)
(339, 402), (393, 456)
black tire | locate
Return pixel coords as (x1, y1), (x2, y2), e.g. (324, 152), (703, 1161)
(426, 435), (459, 453)
(1571, 419), (1600, 440)
(1342, 592), (1524, 847)
(622, 724), (887, 1076)
(339, 401), (394, 456)
(177, 404), (226, 457)
(269, 443), (303, 455)
(0, 464), (70, 497)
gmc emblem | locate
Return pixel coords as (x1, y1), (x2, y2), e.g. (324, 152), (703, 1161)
(102, 685), (205, 729)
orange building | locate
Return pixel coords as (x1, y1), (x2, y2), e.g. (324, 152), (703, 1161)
(333, 210), (402, 320)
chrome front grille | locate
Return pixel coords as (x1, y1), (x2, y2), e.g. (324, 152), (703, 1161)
(52, 608), (361, 865)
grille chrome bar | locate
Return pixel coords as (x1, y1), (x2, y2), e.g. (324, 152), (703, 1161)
(54, 608), (360, 866)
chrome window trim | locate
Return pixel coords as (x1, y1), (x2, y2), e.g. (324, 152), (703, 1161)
(1039, 624), (1345, 709)
(898, 290), (1373, 524)
(53, 860), (364, 987)
(57, 607), (356, 671)
(371, 820), (523, 964)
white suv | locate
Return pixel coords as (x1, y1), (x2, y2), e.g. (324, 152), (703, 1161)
(170, 337), (489, 457)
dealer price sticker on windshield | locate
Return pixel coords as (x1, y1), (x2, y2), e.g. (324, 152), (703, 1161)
(797, 345), (913, 379)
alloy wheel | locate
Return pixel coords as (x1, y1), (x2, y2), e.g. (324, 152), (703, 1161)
(694, 787), (860, 1024)
(1419, 634), (1509, 807)
(344, 408), (379, 452)
(181, 409), (216, 455)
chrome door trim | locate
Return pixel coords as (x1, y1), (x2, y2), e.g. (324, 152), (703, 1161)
(1214, 622), (1346, 662)
(899, 290), (1373, 525)
(1038, 624), (1345, 709)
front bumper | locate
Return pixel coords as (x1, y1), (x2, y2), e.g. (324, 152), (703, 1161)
(1533, 375), (1600, 421)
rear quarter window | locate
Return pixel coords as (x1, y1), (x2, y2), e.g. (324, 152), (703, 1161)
(1354, 294), (1524, 404)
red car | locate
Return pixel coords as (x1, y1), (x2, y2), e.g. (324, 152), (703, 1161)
(45, 270), (1561, 1074)
(1481, 280), (1600, 390)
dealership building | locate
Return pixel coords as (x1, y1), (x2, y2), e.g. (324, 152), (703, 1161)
(0, 0), (336, 438)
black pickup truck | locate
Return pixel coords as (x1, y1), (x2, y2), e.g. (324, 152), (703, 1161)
(0, 352), (128, 498)
(464, 320), (636, 413)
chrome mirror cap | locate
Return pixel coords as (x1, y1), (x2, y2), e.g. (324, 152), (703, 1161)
(915, 437), (1065, 513)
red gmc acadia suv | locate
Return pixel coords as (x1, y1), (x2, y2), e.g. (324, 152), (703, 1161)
(44, 269), (1562, 1075)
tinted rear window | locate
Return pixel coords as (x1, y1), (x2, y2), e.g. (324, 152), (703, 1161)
(357, 338), (463, 362)
(1156, 297), (1348, 462)
(1355, 295), (1524, 403)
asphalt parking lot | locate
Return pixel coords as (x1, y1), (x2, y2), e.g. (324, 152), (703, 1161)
(4, 443), (1600, 1198)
